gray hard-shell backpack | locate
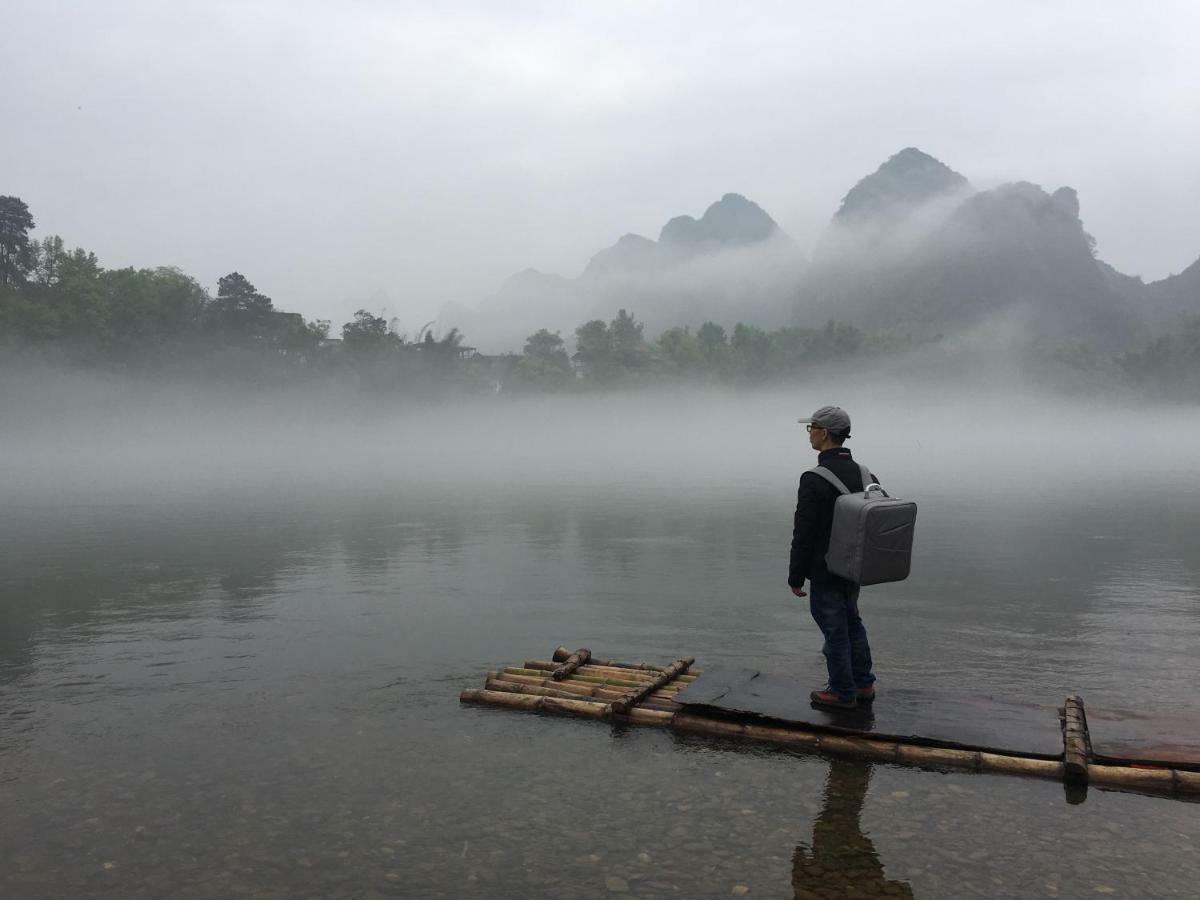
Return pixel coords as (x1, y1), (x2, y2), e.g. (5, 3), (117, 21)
(808, 463), (917, 586)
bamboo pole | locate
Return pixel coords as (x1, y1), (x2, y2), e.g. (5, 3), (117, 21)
(460, 688), (610, 720)
(502, 667), (687, 692)
(525, 659), (700, 684)
(460, 684), (1198, 798)
(611, 657), (695, 715)
(552, 646), (662, 670)
(531, 660), (656, 679)
(674, 713), (1036, 775)
(896, 744), (979, 770)
(1061, 695), (1090, 784)
(503, 667), (641, 689)
(487, 670), (681, 706)
(485, 675), (679, 712)
(552, 648), (591, 680)
(977, 752), (1063, 779)
(503, 667), (641, 688)
(1173, 770), (1200, 795)
(461, 688), (671, 725)
(486, 678), (587, 702)
(552, 647), (703, 676)
(1088, 765), (1184, 794)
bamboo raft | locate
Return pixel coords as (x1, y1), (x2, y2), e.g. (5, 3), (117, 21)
(460, 647), (1200, 801)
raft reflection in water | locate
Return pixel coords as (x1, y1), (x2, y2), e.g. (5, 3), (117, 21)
(793, 760), (914, 899)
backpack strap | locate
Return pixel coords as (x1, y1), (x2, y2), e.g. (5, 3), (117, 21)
(858, 463), (876, 491)
(808, 466), (851, 495)
(809, 463), (878, 495)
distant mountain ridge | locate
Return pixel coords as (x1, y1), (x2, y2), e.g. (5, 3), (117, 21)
(806, 149), (1183, 349)
(445, 193), (804, 351)
(1145, 256), (1200, 324)
(443, 148), (1198, 353)
(585, 193), (786, 276)
(834, 147), (971, 226)
(659, 193), (780, 246)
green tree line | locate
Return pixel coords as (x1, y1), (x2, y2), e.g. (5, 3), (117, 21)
(0, 196), (474, 390)
(3, 195), (1197, 395)
(508, 314), (908, 391)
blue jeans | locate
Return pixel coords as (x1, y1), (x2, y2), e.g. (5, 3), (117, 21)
(809, 581), (875, 702)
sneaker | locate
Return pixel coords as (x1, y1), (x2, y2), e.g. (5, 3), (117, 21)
(810, 688), (857, 710)
(857, 685), (876, 703)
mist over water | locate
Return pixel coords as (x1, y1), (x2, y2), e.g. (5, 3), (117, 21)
(4, 364), (1197, 494)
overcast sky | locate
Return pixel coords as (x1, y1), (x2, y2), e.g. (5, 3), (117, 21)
(4, 1), (1198, 332)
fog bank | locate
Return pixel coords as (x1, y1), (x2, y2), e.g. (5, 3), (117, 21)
(3, 366), (1198, 510)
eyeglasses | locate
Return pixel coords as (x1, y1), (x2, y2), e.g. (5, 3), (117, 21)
(805, 424), (827, 434)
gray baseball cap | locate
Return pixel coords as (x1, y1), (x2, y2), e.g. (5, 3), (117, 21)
(797, 405), (851, 433)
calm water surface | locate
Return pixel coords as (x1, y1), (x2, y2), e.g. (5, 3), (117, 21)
(1, 397), (1198, 898)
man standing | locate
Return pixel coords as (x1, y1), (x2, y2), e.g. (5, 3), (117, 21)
(789, 406), (877, 710)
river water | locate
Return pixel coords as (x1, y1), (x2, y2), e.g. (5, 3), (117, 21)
(1, 386), (1198, 898)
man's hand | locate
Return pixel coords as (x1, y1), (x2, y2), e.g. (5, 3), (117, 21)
(791, 585), (807, 598)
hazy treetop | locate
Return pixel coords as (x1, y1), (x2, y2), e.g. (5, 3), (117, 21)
(2, 1), (1197, 329)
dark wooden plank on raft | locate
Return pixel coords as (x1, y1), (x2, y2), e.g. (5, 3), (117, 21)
(552, 648), (591, 680)
(1085, 704), (1200, 770)
(672, 668), (1065, 758)
(611, 657), (694, 715)
(1061, 695), (1091, 784)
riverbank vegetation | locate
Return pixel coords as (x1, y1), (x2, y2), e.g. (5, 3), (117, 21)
(2, 195), (1197, 398)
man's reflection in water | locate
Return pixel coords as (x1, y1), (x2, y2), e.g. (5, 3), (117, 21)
(792, 759), (914, 899)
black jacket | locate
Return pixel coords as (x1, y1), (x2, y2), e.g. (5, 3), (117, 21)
(788, 447), (878, 589)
